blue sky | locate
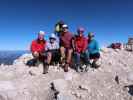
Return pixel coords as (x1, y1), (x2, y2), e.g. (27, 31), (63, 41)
(0, 0), (133, 50)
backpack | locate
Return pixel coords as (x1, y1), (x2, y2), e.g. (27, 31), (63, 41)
(26, 59), (37, 66)
(110, 43), (122, 49)
(55, 21), (65, 36)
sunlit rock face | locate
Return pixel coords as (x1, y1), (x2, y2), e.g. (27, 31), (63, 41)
(0, 48), (133, 100)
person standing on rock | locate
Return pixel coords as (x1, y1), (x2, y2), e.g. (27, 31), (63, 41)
(31, 31), (51, 74)
(60, 24), (74, 72)
(54, 20), (65, 37)
(45, 33), (60, 65)
(73, 27), (89, 72)
(87, 32), (100, 68)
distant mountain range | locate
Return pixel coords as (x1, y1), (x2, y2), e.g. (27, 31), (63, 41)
(0, 50), (30, 65)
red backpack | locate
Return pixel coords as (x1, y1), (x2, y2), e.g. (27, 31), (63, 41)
(110, 43), (122, 49)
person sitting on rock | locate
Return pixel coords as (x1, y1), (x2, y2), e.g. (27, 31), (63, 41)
(30, 31), (51, 74)
(60, 24), (74, 72)
(45, 33), (60, 65)
(73, 27), (90, 72)
(87, 32), (100, 68)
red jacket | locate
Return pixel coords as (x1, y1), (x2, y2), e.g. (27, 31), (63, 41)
(31, 39), (46, 53)
(75, 36), (88, 53)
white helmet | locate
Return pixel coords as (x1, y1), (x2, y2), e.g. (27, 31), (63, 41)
(38, 31), (45, 35)
(50, 33), (56, 39)
(62, 24), (68, 28)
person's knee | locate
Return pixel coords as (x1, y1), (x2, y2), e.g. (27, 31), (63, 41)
(32, 52), (39, 58)
(60, 47), (65, 52)
(60, 47), (65, 57)
(95, 53), (100, 60)
(47, 52), (52, 58)
(68, 49), (73, 55)
(89, 52), (100, 60)
(46, 52), (52, 64)
(75, 52), (80, 57)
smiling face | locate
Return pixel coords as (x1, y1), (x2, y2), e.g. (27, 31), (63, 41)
(38, 34), (44, 40)
(88, 32), (94, 41)
(78, 31), (84, 37)
(62, 27), (68, 33)
(88, 35), (94, 41)
(50, 38), (56, 43)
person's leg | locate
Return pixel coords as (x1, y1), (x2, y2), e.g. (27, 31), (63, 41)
(64, 49), (73, 72)
(50, 50), (60, 65)
(32, 52), (40, 66)
(66, 49), (73, 64)
(32, 52), (39, 58)
(43, 52), (52, 74)
(47, 52), (52, 64)
(91, 53), (100, 62)
(60, 47), (65, 63)
(54, 50), (61, 64)
(90, 53), (100, 68)
(82, 51), (90, 65)
(74, 52), (81, 72)
(93, 53), (100, 63)
(80, 51), (91, 72)
(75, 52), (80, 65)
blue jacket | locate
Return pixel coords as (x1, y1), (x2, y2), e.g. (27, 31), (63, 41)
(87, 39), (100, 54)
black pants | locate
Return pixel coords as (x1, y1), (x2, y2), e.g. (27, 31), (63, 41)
(89, 53), (100, 59)
(49, 50), (61, 63)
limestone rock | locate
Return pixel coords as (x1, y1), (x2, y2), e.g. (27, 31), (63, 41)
(13, 53), (33, 65)
(127, 72), (133, 82)
(0, 48), (132, 100)
(57, 93), (73, 100)
(51, 79), (68, 93)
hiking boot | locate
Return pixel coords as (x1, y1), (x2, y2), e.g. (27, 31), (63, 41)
(35, 59), (40, 66)
(85, 64), (90, 72)
(64, 63), (69, 72)
(80, 64), (85, 72)
(43, 63), (49, 74)
(75, 64), (81, 72)
(92, 61), (100, 69)
(60, 57), (65, 65)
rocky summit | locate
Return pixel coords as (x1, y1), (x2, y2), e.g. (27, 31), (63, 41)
(0, 48), (133, 100)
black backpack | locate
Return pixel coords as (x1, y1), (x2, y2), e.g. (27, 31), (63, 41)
(26, 59), (37, 66)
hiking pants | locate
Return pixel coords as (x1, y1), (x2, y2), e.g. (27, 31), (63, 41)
(74, 51), (89, 65)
